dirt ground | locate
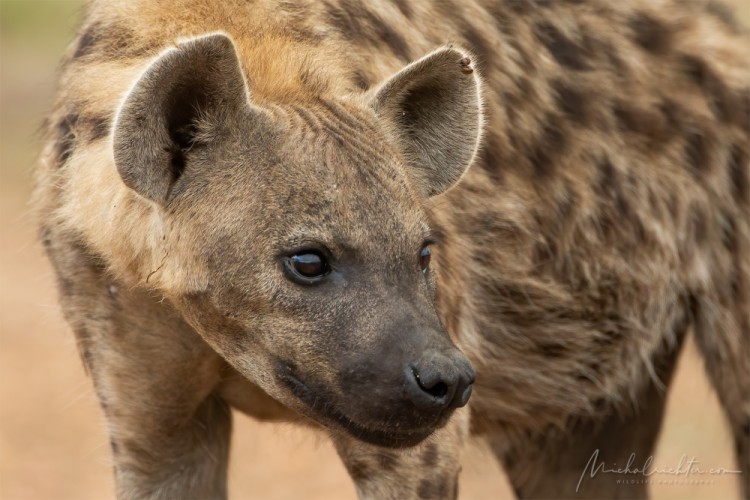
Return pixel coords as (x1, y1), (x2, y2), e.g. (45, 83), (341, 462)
(0, 1), (747, 498)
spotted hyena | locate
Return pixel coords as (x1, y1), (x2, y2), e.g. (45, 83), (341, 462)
(36, 0), (748, 498)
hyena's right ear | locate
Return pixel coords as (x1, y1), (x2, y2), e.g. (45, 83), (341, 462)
(113, 33), (254, 203)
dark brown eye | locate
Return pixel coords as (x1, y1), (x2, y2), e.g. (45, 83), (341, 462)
(286, 251), (329, 283)
(420, 245), (432, 273)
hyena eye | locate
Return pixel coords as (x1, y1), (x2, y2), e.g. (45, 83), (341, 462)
(285, 251), (329, 284)
(419, 245), (432, 273)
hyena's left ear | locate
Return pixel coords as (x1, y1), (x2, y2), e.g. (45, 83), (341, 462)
(370, 47), (483, 198)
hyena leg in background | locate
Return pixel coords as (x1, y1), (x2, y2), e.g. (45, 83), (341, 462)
(44, 233), (231, 499)
(692, 291), (750, 496)
(333, 409), (469, 500)
(488, 330), (687, 499)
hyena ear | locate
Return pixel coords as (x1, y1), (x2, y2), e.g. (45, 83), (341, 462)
(113, 33), (251, 203)
(370, 47), (483, 197)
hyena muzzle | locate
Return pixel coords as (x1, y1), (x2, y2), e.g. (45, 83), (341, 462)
(35, 0), (749, 498)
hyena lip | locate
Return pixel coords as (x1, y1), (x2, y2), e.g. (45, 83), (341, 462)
(277, 368), (441, 448)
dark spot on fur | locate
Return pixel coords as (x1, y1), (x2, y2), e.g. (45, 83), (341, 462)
(351, 8), (410, 61)
(74, 26), (97, 58)
(557, 186), (576, 222)
(629, 211), (646, 244)
(553, 79), (592, 126)
(417, 478), (450, 499)
(629, 13), (672, 54)
(86, 115), (110, 142)
(529, 115), (567, 178)
(576, 362), (602, 384)
(377, 451), (398, 471)
(721, 212), (738, 253)
(598, 213), (617, 241)
(601, 41), (626, 72)
(598, 157), (617, 195)
(326, 3), (358, 36)
(110, 439), (119, 454)
(485, 3), (515, 35)
(55, 114), (78, 167)
(614, 103), (666, 141)
(682, 54), (710, 85)
(706, 1), (741, 32)
(506, 0), (533, 14)
(345, 460), (371, 481)
(351, 70), (370, 90)
(287, 25), (325, 45)
(666, 192), (679, 220)
(461, 24), (492, 70)
(298, 64), (330, 95)
(592, 397), (609, 411)
(73, 329), (94, 375)
(737, 90), (750, 133)
(365, 11), (411, 61)
(58, 277), (74, 297)
(728, 269), (744, 307)
(539, 342), (566, 358)
(684, 130), (713, 176)
(689, 204), (709, 245)
(39, 226), (52, 249)
(532, 239), (558, 269)
(72, 22), (149, 60)
(681, 54), (742, 125)
(594, 318), (627, 346)
(326, 4), (411, 61)
(346, 460), (373, 482)
(478, 130), (504, 183)
(659, 99), (684, 134)
(391, 0), (413, 19)
(534, 21), (590, 71)
(729, 143), (749, 205)
(422, 443), (440, 467)
(735, 435), (745, 460)
(284, 20), (325, 45)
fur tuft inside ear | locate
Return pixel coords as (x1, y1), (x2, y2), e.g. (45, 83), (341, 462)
(370, 47), (483, 198)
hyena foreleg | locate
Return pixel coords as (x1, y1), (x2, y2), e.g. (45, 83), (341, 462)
(692, 290), (750, 497)
(489, 327), (687, 499)
(45, 232), (231, 499)
(333, 409), (469, 500)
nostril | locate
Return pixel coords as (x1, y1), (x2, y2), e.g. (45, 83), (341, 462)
(412, 366), (452, 404)
(406, 359), (470, 411)
(418, 378), (449, 399)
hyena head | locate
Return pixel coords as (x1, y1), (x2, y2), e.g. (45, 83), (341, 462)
(113, 34), (482, 447)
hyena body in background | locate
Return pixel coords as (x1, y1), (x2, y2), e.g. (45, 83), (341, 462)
(36, 0), (749, 498)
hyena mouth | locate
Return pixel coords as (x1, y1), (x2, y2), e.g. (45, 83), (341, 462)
(275, 361), (442, 448)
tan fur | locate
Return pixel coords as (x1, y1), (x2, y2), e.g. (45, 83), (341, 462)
(37, 0), (749, 498)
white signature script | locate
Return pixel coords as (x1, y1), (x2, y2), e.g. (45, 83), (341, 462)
(576, 449), (742, 492)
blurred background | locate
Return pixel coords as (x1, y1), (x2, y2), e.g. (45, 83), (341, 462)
(1, 1), (748, 498)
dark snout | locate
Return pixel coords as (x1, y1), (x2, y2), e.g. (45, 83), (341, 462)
(291, 319), (476, 448)
(406, 349), (475, 412)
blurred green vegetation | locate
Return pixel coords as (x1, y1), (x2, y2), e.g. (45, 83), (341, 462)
(0, 0), (85, 188)
(1, 0), (84, 49)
